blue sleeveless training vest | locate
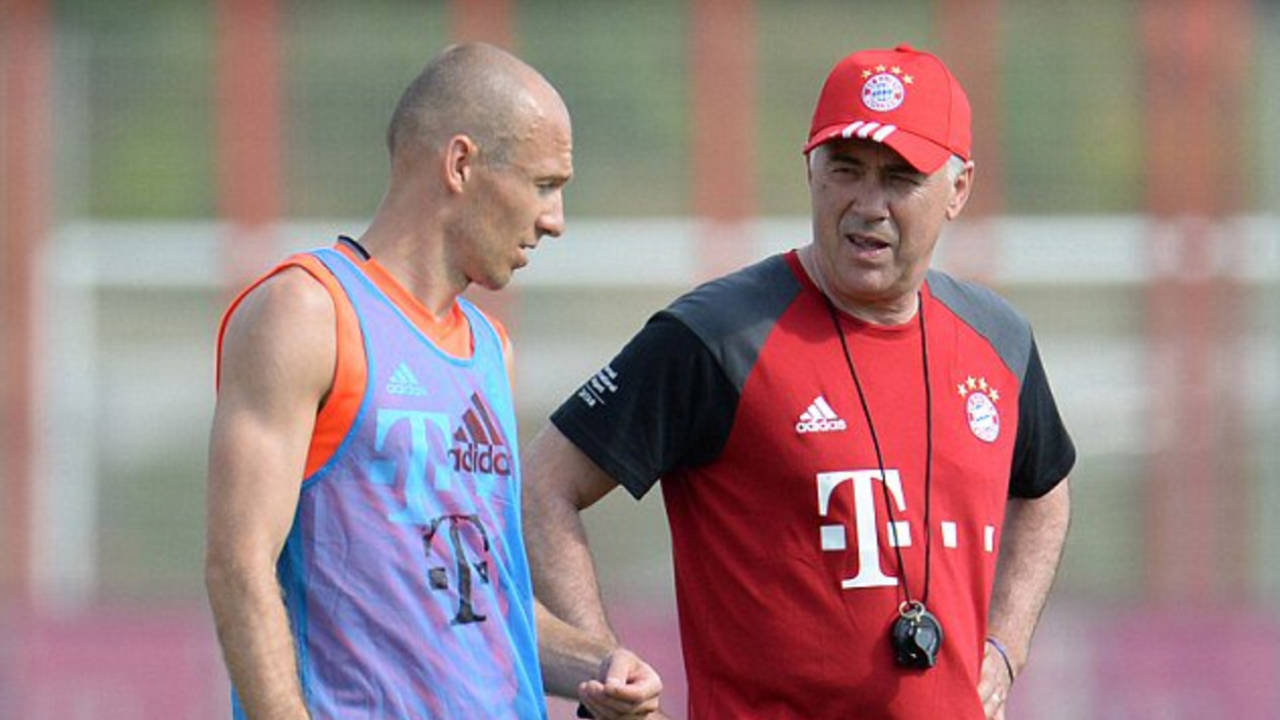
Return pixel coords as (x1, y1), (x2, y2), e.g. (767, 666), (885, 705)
(233, 248), (546, 719)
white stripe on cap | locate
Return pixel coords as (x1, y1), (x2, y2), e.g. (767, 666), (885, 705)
(841, 121), (865, 138)
(839, 121), (898, 143)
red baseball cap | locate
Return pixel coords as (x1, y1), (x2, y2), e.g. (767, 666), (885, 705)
(803, 44), (971, 174)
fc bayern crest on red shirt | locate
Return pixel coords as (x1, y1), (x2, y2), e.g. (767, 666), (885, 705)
(957, 375), (1000, 443)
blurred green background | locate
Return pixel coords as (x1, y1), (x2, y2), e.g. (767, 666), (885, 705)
(2, 1), (1279, 718)
(67, 1), (1178, 221)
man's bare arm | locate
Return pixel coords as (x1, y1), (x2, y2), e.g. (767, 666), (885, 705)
(979, 478), (1071, 718)
(523, 425), (668, 718)
(206, 270), (335, 720)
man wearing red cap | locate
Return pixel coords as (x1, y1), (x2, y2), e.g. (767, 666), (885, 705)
(525, 45), (1073, 720)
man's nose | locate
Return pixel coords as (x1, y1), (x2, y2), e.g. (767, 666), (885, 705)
(538, 192), (565, 238)
(848, 178), (891, 222)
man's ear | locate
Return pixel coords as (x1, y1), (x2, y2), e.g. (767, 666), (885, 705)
(945, 160), (976, 220)
(443, 134), (480, 194)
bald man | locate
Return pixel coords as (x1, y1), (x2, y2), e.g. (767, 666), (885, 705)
(206, 44), (660, 720)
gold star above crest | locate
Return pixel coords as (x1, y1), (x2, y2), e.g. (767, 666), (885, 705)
(958, 374), (1000, 402)
(891, 66), (902, 75)
(862, 69), (872, 79)
(904, 74), (914, 84)
(875, 64), (887, 72)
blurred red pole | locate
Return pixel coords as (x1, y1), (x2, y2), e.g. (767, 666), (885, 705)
(0, 0), (51, 606)
(691, 0), (757, 279)
(937, 0), (1003, 218)
(937, 0), (1003, 283)
(1141, 0), (1252, 603)
(450, 0), (514, 49)
(447, 0), (521, 339)
(216, 0), (283, 290)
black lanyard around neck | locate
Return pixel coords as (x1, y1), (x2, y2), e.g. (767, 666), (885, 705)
(823, 291), (935, 609)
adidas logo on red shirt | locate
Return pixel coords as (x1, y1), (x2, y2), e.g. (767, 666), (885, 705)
(795, 396), (848, 434)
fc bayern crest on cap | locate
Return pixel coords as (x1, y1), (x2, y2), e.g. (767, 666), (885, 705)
(862, 70), (907, 112)
(957, 375), (1000, 443)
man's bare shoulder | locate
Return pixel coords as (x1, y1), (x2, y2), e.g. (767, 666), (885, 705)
(218, 265), (338, 403)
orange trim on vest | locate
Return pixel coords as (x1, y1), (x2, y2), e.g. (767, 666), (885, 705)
(337, 244), (469, 356)
(332, 241), (512, 364)
(216, 242), (511, 480)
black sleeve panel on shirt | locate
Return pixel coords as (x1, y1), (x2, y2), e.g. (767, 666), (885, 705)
(1010, 338), (1077, 498)
(927, 269), (1032, 380)
(550, 315), (740, 500)
(662, 255), (802, 391)
(550, 254), (802, 501)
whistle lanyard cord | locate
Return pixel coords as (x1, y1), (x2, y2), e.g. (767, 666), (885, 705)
(825, 292), (934, 607)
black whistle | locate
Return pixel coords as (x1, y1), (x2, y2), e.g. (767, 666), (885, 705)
(891, 605), (943, 669)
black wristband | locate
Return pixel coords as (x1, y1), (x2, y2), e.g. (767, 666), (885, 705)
(576, 702), (594, 718)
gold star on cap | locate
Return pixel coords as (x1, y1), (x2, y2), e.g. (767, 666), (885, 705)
(891, 66), (903, 75)
(904, 74), (914, 84)
(861, 69), (872, 79)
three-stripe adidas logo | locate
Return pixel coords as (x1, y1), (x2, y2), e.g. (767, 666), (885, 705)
(387, 362), (428, 396)
(449, 393), (513, 477)
(795, 396), (848, 434)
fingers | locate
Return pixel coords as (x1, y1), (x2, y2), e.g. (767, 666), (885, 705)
(577, 648), (664, 720)
(578, 680), (658, 719)
(604, 647), (664, 699)
(578, 680), (661, 719)
(981, 687), (1007, 719)
(977, 645), (1012, 719)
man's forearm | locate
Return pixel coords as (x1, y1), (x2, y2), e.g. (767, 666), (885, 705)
(207, 565), (310, 720)
(987, 478), (1071, 674)
(527, 498), (615, 638)
(537, 602), (617, 697)
(522, 430), (618, 639)
(521, 427), (673, 717)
